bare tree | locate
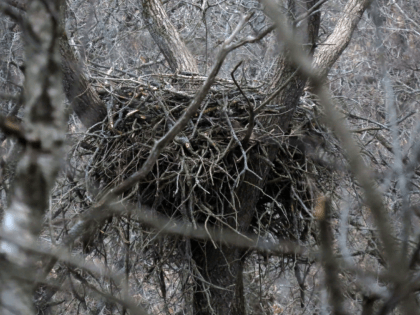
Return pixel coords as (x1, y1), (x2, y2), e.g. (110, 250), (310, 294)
(1, 0), (420, 314)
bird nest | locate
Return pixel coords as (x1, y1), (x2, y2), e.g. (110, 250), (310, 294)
(67, 74), (330, 243)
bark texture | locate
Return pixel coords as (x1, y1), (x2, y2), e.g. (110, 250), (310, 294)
(0, 1), (66, 314)
(313, 0), (372, 77)
(59, 1), (107, 129)
(60, 31), (107, 128)
(139, 0), (199, 73)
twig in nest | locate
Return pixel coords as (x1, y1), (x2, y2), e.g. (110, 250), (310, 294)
(191, 99), (210, 139)
(222, 96), (261, 187)
(231, 61), (254, 145)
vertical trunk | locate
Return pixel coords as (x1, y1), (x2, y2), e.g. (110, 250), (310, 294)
(138, 0), (198, 73)
(0, 1), (66, 314)
(59, 2), (107, 129)
(192, 242), (245, 315)
(60, 31), (107, 129)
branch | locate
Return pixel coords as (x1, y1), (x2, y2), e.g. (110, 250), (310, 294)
(313, 0), (373, 78)
(319, 198), (348, 315)
(4, 0), (27, 11)
(0, 115), (26, 144)
(230, 61), (254, 145)
(0, 230), (149, 315)
(0, 1), (25, 22)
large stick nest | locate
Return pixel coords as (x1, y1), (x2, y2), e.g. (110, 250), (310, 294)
(68, 74), (332, 242)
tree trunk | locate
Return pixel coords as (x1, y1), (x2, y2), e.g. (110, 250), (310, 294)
(59, 1), (107, 129)
(0, 1), (66, 314)
(60, 31), (107, 129)
(138, 0), (198, 73)
(192, 241), (246, 315)
(313, 0), (373, 78)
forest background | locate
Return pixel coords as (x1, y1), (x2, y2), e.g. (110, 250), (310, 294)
(0, 0), (420, 315)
